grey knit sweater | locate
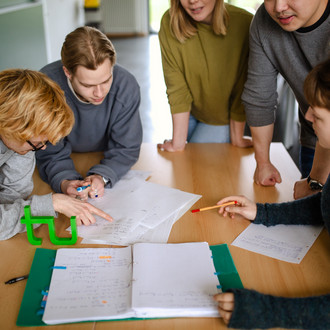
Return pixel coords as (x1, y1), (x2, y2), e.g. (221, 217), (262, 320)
(242, 3), (330, 149)
(37, 61), (142, 193)
(0, 140), (55, 240)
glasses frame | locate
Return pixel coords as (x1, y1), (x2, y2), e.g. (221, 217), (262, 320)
(26, 140), (49, 152)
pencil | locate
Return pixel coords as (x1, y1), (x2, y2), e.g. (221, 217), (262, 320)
(191, 201), (237, 213)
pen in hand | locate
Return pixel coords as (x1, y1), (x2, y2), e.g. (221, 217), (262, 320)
(5, 274), (29, 284)
(76, 184), (91, 192)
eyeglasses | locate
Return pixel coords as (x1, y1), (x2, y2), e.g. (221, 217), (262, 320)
(26, 140), (49, 151)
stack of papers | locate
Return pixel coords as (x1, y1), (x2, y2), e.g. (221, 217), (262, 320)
(68, 171), (201, 245)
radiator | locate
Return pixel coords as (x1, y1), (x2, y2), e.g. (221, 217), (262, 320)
(101, 0), (148, 35)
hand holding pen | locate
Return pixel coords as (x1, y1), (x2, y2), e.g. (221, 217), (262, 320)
(84, 174), (106, 199)
(216, 196), (257, 221)
(61, 180), (95, 201)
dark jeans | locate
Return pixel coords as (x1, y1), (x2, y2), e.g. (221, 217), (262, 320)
(299, 146), (315, 178)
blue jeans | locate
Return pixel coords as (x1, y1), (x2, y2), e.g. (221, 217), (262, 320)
(299, 146), (315, 178)
(187, 114), (230, 143)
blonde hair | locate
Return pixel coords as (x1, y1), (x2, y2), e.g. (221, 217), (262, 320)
(304, 58), (330, 111)
(0, 69), (74, 144)
(169, 0), (229, 43)
(61, 26), (116, 74)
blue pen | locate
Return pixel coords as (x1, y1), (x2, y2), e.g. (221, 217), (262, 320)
(76, 184), (91, 192)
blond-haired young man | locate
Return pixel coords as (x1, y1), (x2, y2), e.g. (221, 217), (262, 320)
(37, 27), (142, 201)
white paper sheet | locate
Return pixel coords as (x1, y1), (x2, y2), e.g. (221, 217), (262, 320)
(131, 242), (219, 318)
(231, 223), (323, 264)
(68, 170), (201, 245)
(43, 247), (134, 324)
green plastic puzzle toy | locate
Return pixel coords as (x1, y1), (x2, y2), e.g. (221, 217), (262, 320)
(20, 205), (77, 245)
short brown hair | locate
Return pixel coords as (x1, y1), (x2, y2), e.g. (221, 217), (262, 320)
(0, 69), (74, 144)
(304, 58), (330, 111)
(61, 26), (116, 74)
(169, 0), (228, 43)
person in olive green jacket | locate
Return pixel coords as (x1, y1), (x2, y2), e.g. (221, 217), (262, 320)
(158, 0), (253, 151)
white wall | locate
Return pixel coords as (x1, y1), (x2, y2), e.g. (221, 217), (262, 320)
(42, 0), (85, 63)
(101, 0), (148, 35)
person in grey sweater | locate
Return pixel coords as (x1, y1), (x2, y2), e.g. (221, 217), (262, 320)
(242, 0), (330, 200)
(214, 59), (330, 329)
(37, 27), (142, 201)
(0, 69), (112, 240)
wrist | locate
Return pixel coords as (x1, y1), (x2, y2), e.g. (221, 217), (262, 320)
(171, 139), (186, 151)
(307, 175), (324, 191)
(102, 176), (110, 186)
(60, 180), (70, 194)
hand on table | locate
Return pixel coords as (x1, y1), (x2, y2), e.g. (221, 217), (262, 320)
(52, 193), (113, 226)
(214, 292), (235, 324)
(231, 136), (253, 148)
(254, 162), (282, 186)
(217, 196), (257, 220)
(157, 139), (186, 152)
(294, 178), (319, 200)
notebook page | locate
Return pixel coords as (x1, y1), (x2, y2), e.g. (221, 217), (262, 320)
(131, 242), (219, 318)
(43, 247), (134, 325)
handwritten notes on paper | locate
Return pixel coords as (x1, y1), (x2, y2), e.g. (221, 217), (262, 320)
(231, 224), (323, 263)
(43, 248), (134, 324)
(68, 170), (201, 245)
(42, 243), (220, 325)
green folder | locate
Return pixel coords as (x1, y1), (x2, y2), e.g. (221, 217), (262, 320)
(16, 244), (243, 327)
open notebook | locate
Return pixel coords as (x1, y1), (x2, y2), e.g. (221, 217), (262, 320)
(42, 242), (220, 325)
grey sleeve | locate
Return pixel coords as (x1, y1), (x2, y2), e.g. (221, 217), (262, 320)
(241, 10), (279, 127)
(0, 194), (56, 241)
(36, 139), (82, 193)
(87, 85), (142, 187)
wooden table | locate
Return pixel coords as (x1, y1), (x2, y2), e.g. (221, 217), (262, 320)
(1, 143), (329, 330)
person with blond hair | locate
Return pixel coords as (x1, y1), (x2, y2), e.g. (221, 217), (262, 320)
(157, 0), (253, 152)
(214, 58), (330, 329)
(0, 69), (113, 240)
(37, 26), (142, 201)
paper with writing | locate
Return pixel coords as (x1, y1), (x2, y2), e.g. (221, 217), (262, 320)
(68, 170), (201, 245)
(231, 224), (323, 263)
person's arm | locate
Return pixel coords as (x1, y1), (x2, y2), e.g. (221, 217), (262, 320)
(294, 141), (330, 199)
(0, 194), (56, 241)
(250, 124), (282, 186)
(158, 12), (193, 151)
(230, 120), (253, 148)
(227, 21), (253, 149)
(242, 7), (281, 186)
(217, 187), (324, 227)
(157, 112), (189, 152)
(214, 289), (330, 329)
(87, 82), (142, 188)
(36, 139), (82, 193)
